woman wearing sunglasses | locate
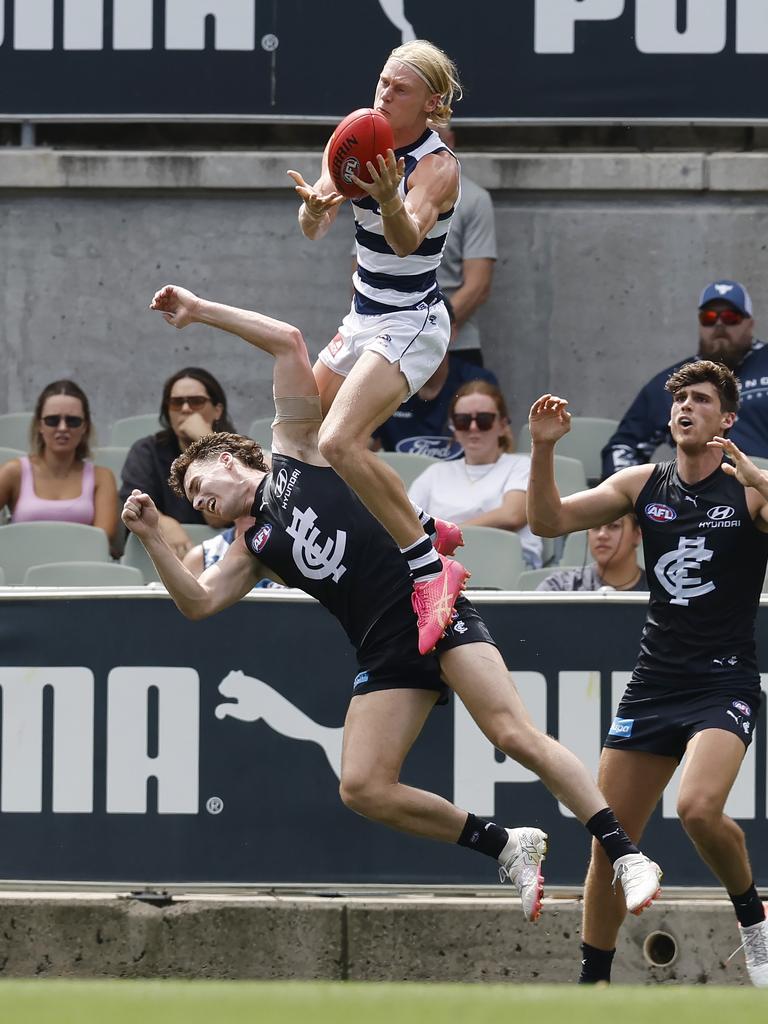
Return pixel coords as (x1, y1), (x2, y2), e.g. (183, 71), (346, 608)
(408, 380), (543, 568)
(0, 379), (118, 541)
(119, 367), (236, 558)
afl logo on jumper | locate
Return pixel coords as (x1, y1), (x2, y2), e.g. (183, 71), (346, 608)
(645, 503), (677, 523)
(707, 506), (735, 520)
(733, 701), (752, 717)
(286, 505), (348, 583)
(250, 524), (272, 554)
(654, 535), (715, 606)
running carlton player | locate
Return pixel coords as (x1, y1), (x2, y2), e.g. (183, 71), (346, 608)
(121, 284), (663, 922)
(527, 362), (768, 987)
(287, 40), (465, 656)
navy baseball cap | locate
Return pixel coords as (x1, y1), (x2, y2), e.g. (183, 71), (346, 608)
(698, 280), (753, 316)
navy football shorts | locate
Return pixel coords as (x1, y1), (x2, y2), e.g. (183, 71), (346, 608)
(351, 595), (496, 704)
(604, 678), (762, 761)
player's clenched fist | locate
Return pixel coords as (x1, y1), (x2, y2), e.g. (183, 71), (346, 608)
(121, 489), (159, 534)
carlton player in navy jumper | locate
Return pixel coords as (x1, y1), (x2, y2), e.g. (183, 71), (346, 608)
(527, 361), (768, 987)
(122, 283), (663, 924)
(287, 41), (467, 657)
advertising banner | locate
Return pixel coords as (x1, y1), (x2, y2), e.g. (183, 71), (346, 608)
(0, 591), (766, 887)
(0, 2), (766, 121)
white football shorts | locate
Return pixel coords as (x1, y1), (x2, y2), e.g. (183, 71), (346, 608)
(317, 300), (450, 398)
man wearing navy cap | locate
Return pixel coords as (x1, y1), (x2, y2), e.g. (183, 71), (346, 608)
(602, 281), (768, 478)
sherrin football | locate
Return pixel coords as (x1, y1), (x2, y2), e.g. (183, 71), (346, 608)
(328, 107), (395, 200)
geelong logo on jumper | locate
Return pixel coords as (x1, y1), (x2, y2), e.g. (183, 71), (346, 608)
(645, 502), (677, 522)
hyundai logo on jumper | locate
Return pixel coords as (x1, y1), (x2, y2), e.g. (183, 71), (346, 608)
(645, 503), (677, 523)
(707, 506), (735, 521)
(608, 717), (634, 737)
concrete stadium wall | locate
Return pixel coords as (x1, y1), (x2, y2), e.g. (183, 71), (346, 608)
(1, 150), (768, 437)
(0, 894), (752, 985)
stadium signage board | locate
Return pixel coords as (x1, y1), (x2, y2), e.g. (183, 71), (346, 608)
(0, 1), (767, 121)
(0, 593), (766, 887)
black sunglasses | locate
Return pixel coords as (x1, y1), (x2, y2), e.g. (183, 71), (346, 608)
(452, 412), (498, 432)
(168, 395), (211, 411)
(42, 415), (84, 428)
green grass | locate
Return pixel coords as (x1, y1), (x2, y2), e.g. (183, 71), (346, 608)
(0, 981), (764, 1024)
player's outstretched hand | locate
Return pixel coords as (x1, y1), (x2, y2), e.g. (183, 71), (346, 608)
(286, 170), (345, 218)
(150, 284), (200, 329)
(709, 436), (767, 490)
(529, 394), (572, 444)
(121, 489), (160, 537)
(351, 149), (405, 205)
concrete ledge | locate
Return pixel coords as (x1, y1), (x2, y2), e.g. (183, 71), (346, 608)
(707, 153), (768, 191)
(0, 894), (752, 984)
(460, 152), (704, 192)
(1, 148), (765, 192)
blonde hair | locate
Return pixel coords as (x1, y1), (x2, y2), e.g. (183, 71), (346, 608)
(388, 40), (462, 128)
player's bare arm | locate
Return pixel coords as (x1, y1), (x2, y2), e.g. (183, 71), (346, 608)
(527, 393), (649, 536)
(353, 148), (458, 258)
(709, 435), (768, 531)
(122, 489), (259, 618)
(151, 284), (324, 465)
(288, 141), (346, 241)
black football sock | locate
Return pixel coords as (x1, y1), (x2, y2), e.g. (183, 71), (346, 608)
(401, 535), (442, 583)
(586, 807), (639, 865)
(730, 883), (766, 928)
(457, 813), (509, 859)
(578, 942), (615, 984)
(411, 503), (437, 543)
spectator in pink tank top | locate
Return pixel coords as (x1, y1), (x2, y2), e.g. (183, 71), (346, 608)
(0, 380), (118, 545)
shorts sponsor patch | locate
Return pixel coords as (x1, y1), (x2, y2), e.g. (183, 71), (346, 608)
(353, 670), (369, 689)
(609, 716), (634, 737)
(732, 700), (752, 717)
(328, 334), (344, 357)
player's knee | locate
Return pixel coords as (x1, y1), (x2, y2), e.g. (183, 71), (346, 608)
(339, 773), (382, 818)
(677, 794), (721, 838)
(317, 423), (347, 466)
(486, 719), (541, 766)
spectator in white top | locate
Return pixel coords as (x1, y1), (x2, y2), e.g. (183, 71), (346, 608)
(436, 122), (497, 368)
(408, 380), (542, 567)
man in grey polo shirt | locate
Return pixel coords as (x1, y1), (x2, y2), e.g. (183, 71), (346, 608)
(437, 123), (497, 368)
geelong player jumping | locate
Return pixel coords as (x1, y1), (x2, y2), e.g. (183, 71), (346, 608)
(287, 40), (465, 656)
(528, 362), (768, 987)
(122, 284), (663, 922)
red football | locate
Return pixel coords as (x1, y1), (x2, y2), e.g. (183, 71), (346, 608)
(328, 107), (395, 200)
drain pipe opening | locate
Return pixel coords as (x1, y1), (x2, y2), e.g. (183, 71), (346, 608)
(643, 930), (678, 967)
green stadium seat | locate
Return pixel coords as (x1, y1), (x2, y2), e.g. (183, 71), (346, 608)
(0, 522), (110, 584)
(110, 414), (161, 447)
(517, 417), (618, 485)
(0, 412), (33, 451)
(93, 446), (130, 483)
(459, 525), (525, 590)
(378, 451), (436, 489)
(247, 416), (275, 445)
(23, 561), (144, 586)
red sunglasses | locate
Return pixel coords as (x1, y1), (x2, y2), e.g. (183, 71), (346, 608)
(698, 308), (745, 327)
